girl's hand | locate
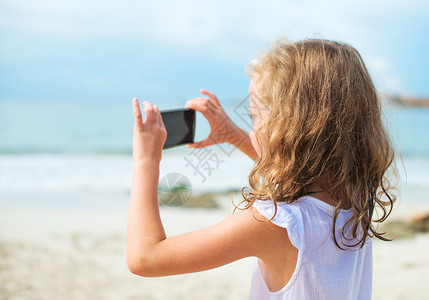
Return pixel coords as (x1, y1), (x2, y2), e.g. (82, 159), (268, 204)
(185, 89), (240, 148)
(132, 98), (167, 164)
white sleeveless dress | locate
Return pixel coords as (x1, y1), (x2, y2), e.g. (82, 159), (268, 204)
(249, 196), (372, 300)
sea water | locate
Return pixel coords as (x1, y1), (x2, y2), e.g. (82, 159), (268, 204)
(0, 99), (428, 209)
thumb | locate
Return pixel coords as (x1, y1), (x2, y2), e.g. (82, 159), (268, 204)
(187, 137), (216, 148)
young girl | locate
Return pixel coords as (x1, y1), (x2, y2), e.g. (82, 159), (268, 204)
(127, 38), (397, 299)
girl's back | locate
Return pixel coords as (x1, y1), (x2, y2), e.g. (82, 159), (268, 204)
(127, 37), (396, 300)
(250, 196), (372, 299)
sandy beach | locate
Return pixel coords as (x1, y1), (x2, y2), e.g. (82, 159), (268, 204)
(1, 0), (429, 298)
(1, 191), (428, 300)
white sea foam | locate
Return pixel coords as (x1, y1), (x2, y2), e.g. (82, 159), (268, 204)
(0, 148), (255, 196)
(1, 150), (427, 208)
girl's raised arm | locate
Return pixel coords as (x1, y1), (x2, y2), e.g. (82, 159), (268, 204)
(126, 98), (278, 276)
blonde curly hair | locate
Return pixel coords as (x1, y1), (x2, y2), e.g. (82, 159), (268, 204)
(240, 38), (397, 249)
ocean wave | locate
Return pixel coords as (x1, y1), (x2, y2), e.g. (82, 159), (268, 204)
(0, 147), (133, 155)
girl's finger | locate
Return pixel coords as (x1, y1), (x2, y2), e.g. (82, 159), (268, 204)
(185, 98), (216, 115)
(132, 98), (144, 129)
(201, 89), (221, 107)
(187, 137), (214, 148)
(153, 105), (163, 127)
(142, 101), (156, 124)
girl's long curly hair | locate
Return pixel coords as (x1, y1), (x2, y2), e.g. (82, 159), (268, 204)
(241, 38), (397, 249)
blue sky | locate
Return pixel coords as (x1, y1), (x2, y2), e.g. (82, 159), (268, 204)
(1, 0), (428, 106)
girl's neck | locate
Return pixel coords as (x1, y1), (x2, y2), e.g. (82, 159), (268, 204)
(306, 182), (351, 209)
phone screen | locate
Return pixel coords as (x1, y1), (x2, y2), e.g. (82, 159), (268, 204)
(160, 108), (196, 149)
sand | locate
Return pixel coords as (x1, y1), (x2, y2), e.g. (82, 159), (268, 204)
(1, 193), (428, 300)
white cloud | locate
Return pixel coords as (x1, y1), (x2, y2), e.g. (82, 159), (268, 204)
(0, 0), (427, 93)
(2, 0), (428, 38)
(368, 58), (391, 71)
(0, 0), (223, 44)
(1, 0), (427, 55)
(367, 57), (404, 94)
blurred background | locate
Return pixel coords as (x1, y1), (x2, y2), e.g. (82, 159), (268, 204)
(0, 0), (428, 299)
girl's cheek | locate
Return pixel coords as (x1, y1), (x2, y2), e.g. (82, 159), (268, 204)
(249, 129), (261, 158)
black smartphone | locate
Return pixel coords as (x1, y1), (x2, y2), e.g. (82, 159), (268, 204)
(160, 108), (196, 149)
